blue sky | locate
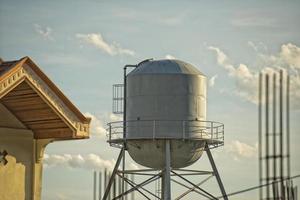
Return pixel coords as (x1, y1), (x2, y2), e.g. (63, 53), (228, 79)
(1, 0), (300, 199)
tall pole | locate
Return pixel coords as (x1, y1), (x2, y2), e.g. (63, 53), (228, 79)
(286, 75), (290, 180)
(122, 65), (136, 200)
(286, 74), (291, 200)
(279, 70), (284, 195)
(162, 140), (171, 200)
(273, 73), (277, 184)
(123, 66), (127, 200)
(265, 74), (270, 199)
(99, 171), (102, 200)
(258, 73), (263, 200)
(94, 171), (97, 200)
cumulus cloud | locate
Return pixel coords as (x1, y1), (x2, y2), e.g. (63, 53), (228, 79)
(208, 46), (258, 103)
(247, 41), (267, 52)
(165, 54), (176, 60)
(208, 43), (300, 109)
(85, 112), (107, 138)
(85, 112), (122, 138)
(43, 153), (115, 171)
(209, 75), (218, 87)
(279, 43), (300, 69)
(44, 154), (140, 171)
(76, 33), (135, 56)
(226, 140), (257, 160)
(34, 24), (53, 40)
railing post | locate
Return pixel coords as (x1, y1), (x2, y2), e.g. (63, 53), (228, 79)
(210, 122), (213, 140)
(216, 125), (219, 140)
(153, 120), (156, 140)
(182, 121), (185, 140)
(109, 124), (112, 142)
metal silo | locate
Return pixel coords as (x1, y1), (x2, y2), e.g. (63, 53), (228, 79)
(104, 59), (227, 200)
(126, 59), (207, 169)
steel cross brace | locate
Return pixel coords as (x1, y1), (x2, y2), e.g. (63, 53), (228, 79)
(114, 172), (161, 200)
(172, 170), (218, 200)
(174, 175), (214, 200)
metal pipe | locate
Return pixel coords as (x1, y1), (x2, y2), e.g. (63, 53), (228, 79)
(163, 140), (171, 200)
(99, 171), (102, 200)
(122, 66), (127, 200)
(286, 75), (290, 180)
(279, 70), (284, 195)
(122, 64), (136, 200)
(273, 73), (277, 184)
(94, 171), (97, 200)
(265, 74), (270, 199)
(259, 73), (263, 200)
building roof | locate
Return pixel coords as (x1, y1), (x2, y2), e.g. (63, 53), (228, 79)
(129, 59), (204, 76)
(0, 56), (90, 140)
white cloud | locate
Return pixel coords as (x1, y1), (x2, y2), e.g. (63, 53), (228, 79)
(280, 43), (300, 69)
(226, 140), (257, 160)
(76, 33), (135, 56)
(208, 43), (300, 109)
(165, 54), (176, 60)
(85, 112), (123, 139)
(44, 153), (141, 171)
(209, 75), (218, 87)
(85, 112), (107, 138)
(43, 153), (115, 171)
(34, 24), (53, 40)
(248, 41), (258, 52)
(208, 46), (235, 75)
(208, 46), (258, 103)
(247, 41), (268, 53)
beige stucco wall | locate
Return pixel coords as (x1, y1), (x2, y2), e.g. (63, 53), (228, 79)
(0, 127), (34, 200)
(0, 155), (26, 200)
(0, 103), (50, 200)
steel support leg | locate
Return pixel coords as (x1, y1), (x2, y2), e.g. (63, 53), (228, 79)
(103, 148), (125, 200)
(205, 143), (228, 200)
(162, 140), (171, 200)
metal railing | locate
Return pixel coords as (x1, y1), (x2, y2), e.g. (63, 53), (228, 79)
(107, 119), (224, 148)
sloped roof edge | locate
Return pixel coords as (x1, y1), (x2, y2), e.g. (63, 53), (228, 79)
(0, 56), (91, 124)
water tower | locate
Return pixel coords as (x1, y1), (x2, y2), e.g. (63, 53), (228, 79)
(103, 59), (228, 200)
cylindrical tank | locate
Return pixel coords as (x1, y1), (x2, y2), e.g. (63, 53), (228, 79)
(126, 59), (207, 169)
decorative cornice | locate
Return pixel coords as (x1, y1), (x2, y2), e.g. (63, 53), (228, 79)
(0, 62), (89, 138)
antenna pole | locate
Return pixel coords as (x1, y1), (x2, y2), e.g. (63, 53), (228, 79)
(258, 73), (263, 200)
(265, 74), (270, 199)
(279, 70), (284, 197)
